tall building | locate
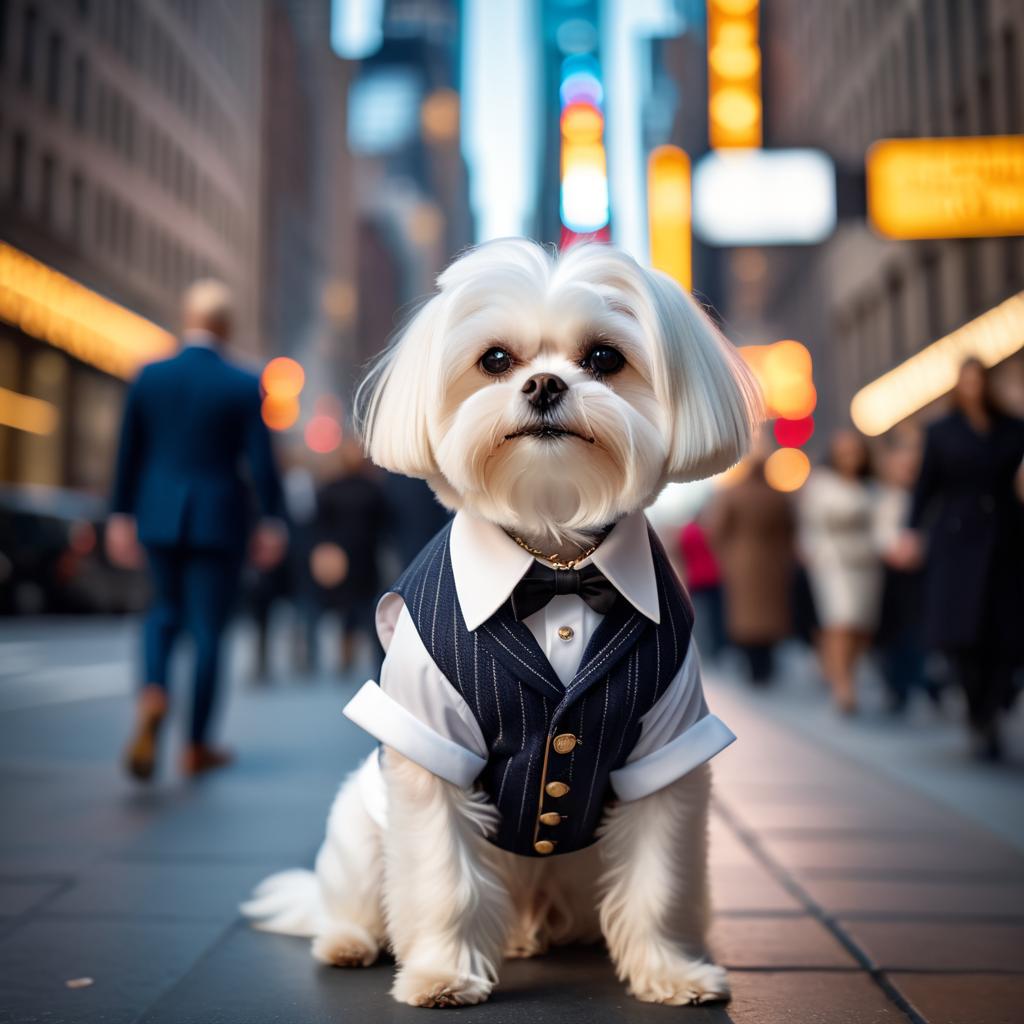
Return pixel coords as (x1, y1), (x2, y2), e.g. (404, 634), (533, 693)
(0, 0), (265, 491)
(260, 0), (355, 403)
(347, 0), (471, 375)
(742, 0), (1024, 439)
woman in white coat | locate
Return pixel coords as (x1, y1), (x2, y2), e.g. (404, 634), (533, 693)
(799, 430), (883, 713)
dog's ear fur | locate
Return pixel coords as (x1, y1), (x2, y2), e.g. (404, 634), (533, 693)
(644, 269), (764, 481)
(356, 296), (442, 479)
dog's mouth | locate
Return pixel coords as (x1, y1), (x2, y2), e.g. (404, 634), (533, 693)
(502, 425), (595, 444)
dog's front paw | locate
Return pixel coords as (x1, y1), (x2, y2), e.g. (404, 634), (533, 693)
(392, 965), (493, 1008)
(628, 960), (730, 1006)
(311, 923), (379, 967)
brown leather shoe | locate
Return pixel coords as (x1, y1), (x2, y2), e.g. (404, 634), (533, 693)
(182, 744), (234, 778)
(124, 685), (168, 781)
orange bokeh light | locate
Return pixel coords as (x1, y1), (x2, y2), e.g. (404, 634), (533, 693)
(741, 339), (815, 420)
(764, 447), (811, 492)
(560, 102), (605, 145)
(261, 394), (300, 431)
(261, 357), (305, 400)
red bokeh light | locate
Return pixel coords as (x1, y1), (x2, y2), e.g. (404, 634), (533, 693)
(305, 414), (342, 454)
(773, 415), (814, 447)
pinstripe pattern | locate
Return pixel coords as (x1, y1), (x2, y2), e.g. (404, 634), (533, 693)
(387, 520), (693, 857)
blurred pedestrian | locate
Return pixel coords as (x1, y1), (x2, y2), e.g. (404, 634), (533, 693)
(905, 359), (1024, 760)
(381, 473), (451, 571)
(708, 459), (796, 684)
(678, 515), (726, 664)
(873, 428), (936, 714)
(246, 445), (319, 681)
(799, 430), (881, 714)
(107, 280), (286, 780)
(280, 449), (320, 674)
(311, 437), (389, 675)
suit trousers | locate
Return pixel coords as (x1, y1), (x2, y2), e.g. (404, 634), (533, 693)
(143, 545), (244, 744)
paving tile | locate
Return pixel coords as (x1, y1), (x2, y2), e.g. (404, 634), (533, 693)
(724, 970), (899, 1023)
(723, 795), (959, 836)
(41, 861), (285, 921)
(116, 799), (326, 862)
(842, 921), (1024, 972)
(0, 917), (225, 1024)
(760, 835), (1024, 878)
(711, 862), (803, 913)
(710, 915), (858, 968)
(140, 929), (732, 1023)
(801, 877), (1024, 920)
(709, 818), (759, 867)
(0, 880), (65, 917)
(887, 972), (1024, 1024)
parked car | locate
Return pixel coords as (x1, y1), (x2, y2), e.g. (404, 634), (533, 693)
(0, 485), (148, 614)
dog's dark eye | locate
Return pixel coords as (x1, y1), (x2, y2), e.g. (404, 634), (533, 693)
(480, 347), (513, 376)
(582, 345), (625, 377)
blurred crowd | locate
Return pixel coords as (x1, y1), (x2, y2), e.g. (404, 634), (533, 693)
(678, 359), (1024, 764)
(244, 435), (448, 683)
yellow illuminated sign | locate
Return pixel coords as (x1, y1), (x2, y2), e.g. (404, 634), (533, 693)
(647, 146), (692, 291)
(707, 0), (762, 149)
(0, 385), (59, 435)
(850, 290), (1024, 436)
(0, 242), (175, 379)
(867, 136), (1024, 239)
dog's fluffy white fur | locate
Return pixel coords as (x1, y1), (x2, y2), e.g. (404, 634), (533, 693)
(242, 239), (761, 1007)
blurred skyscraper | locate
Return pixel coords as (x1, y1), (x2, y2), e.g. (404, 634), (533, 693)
(0, 0), (266, 491)
(345, 0), (472, 372)
(0, 0), (357, 493)
(261, 0), (355, 396)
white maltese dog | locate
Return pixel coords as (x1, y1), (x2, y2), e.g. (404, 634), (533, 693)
(243, 239), (761, 1008)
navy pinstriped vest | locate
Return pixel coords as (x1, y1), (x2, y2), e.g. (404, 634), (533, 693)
(389, 521), (694, 858)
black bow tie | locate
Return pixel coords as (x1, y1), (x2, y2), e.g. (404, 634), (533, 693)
(510, 562), (619, 621)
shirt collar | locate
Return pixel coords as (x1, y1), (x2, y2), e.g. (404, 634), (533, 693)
(182, 329), (220, 350)
(449, 509), (661, 631)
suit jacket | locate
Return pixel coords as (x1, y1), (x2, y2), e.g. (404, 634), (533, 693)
(111, 344), (283, 550)
(910, 410), (1024, 655)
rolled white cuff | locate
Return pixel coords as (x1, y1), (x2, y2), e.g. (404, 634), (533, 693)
(343, 681), (487, 788)
(610, 713), (735, 802)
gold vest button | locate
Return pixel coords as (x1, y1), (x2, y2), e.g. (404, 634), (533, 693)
(557, 626), (574, 641)
(552, 733), (577, 754)
(539, 812), (562, 826)
(545, 781), (570, 798)
(534, 840), (555, 855)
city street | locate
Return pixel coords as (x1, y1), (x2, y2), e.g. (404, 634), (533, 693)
(1, 617), (1022, 1024)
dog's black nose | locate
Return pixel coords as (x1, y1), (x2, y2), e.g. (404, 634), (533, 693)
(521, 373), (568, 410)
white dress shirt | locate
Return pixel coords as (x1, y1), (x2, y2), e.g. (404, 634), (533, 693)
(344, 510), (735, 824)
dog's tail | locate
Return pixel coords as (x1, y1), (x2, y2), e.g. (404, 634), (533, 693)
(240, 869), (325, 937)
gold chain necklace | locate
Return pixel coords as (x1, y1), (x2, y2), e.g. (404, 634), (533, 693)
(511, 534), (599, 570)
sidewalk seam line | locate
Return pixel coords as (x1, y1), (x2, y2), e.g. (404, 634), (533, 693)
(714, 798), (930, 1024)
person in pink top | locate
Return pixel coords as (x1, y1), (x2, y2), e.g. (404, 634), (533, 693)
(678, 517), (726, 663)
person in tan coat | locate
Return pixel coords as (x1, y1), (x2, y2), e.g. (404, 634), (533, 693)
(707, 459), (797, 683)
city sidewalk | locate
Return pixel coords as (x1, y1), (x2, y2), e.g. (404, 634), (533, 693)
(0, 620), (1022, 1023)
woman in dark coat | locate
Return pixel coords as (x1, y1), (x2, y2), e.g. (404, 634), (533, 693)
(908, 359), (1024, 760)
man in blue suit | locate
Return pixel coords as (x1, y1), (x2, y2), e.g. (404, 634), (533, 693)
(108, 280), (286, 780)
